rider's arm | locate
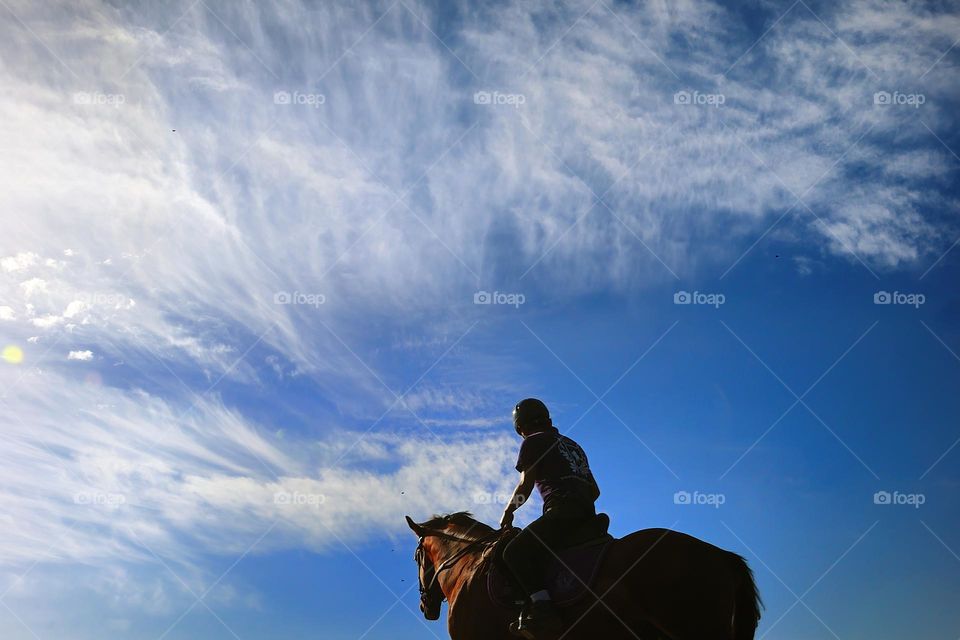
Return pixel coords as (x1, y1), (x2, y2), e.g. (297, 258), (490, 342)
(499, 470), (535, 528)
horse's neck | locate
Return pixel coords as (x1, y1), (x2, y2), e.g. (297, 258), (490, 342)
(435, 539), (485, 603)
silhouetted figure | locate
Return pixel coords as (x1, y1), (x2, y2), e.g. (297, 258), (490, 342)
(499, 398), (601, 639)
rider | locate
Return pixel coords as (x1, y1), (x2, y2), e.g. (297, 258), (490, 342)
(499, 398), (601, 639)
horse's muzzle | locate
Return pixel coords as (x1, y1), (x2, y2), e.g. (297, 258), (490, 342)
(420, 598), (441, 620)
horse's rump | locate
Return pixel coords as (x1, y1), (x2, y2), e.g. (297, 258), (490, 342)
(583, 528), (762, 638)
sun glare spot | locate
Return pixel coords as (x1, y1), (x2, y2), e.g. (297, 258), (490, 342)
(2, 345), (24, 364)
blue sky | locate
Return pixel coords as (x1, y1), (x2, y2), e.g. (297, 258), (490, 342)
(1, 0), (958, 638)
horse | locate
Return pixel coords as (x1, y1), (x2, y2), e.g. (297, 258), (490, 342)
(406, 512), (761, 640)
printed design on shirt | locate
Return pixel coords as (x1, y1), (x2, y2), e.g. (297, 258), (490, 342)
(556, 438), (592, 480)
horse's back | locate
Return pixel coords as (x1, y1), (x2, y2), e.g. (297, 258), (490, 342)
(605, 527), (744, 580)
(589, 527), (748, 637)
(611, 527), (742, 564)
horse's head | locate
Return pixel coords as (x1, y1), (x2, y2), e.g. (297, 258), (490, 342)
(406, 512), (497, 621)
(406, 515), (444, 620)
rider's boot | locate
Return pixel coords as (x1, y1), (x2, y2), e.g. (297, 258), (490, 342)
(509, 599), (563, 640)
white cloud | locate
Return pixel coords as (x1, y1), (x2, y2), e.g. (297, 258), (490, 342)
(19, 278), (47, 296)
(0, 305), (14, 320)
(0, 365), (517, 566)
(68, 350), (94, 361)
(31, 315), (63, 328)
(422, 416), (505, 428)
(0, 0), (953, 409)
(403, 385), (494, 413)
(1, 251), (39, 272)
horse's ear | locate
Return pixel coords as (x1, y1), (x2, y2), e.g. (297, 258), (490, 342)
(405, 515), (426, 537)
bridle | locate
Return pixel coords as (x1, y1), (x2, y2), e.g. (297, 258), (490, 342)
(414, 527), (502, 610)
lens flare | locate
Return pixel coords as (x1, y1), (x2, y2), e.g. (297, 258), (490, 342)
(2, 345), (24, 364)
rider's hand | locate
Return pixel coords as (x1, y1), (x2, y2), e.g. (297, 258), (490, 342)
(499, 510), (514, 529)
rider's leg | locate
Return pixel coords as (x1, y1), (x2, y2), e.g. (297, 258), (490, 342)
(502, 511), (570, 597)
(502, 511), (583, 638)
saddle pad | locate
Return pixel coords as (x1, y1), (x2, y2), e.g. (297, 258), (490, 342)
(488, 536), (614, 608)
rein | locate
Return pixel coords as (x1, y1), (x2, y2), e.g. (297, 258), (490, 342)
(416, 528), (503, 603)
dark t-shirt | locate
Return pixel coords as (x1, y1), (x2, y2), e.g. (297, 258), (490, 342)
(515, 428), (600, 510)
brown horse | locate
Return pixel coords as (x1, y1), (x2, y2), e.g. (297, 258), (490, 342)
(406, 512), (761, 640)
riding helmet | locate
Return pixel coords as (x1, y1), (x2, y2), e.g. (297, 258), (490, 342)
(512, 398), (551, 435)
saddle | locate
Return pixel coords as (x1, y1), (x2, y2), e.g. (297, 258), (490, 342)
(487, 513), (614, 608)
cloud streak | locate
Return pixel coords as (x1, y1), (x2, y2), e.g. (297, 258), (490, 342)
(0, 364), (517, 568)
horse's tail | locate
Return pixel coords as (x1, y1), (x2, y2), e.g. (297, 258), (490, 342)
(730, 554), (762, 640)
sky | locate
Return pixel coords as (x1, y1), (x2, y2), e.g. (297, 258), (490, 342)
(0, 0), (958, 638)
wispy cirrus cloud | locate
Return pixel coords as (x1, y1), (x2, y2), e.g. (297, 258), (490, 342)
(0, 364), (517, 568)
(2, 0), (956, 387)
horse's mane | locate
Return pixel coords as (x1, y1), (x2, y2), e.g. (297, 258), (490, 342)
(422, 511), (495, 541)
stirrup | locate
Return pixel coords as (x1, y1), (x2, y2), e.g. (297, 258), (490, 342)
(508, 619), (534, 639)
(509, 603), (562, 640)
